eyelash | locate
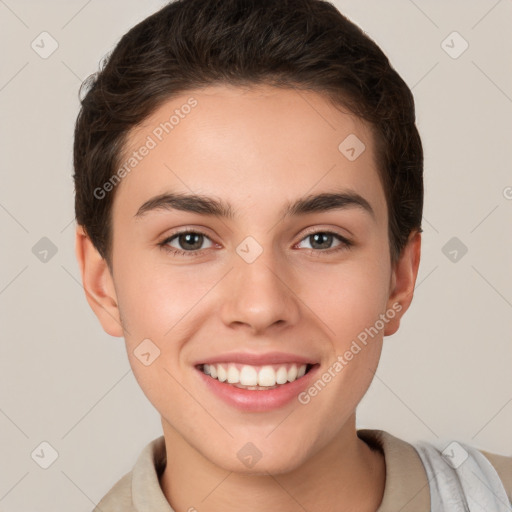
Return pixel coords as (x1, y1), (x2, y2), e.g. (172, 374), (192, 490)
(157, 229), (353, 258)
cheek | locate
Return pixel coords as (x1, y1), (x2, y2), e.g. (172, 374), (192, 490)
(114, 250), (207, 340)
(295, 259), (389, 426)
(298, 254), (391, 347)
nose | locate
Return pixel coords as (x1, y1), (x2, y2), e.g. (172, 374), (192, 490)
(219, 248), (301, 335)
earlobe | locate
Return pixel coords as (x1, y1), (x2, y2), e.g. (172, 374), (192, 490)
(74, 225), (124, 337)
(384, 230), (422, 336)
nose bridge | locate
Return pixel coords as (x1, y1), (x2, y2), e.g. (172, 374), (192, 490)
(219, 236), (300, 332)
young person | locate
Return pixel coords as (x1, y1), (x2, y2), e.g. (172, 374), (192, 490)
(73, 1), (512, 510)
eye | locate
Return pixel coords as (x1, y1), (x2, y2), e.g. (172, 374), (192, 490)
(296, 230), (352, 253)
(158, 230), (214, 257)
(158, 229), (353, 258)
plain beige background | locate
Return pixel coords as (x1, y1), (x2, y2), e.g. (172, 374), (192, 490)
(0, 1), (511, 510)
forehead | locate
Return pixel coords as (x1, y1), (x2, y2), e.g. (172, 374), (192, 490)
(112, 84), (386, 225)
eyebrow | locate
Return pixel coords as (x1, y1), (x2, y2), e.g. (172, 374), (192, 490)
(134, 190), (375, 221)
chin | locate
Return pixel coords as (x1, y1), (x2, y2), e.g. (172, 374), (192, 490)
(206, 439), (311, 476)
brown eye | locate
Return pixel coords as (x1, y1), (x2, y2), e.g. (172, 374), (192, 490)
(174, 232), (205, 251)
(297, 231), (352, 253)
(159, 230), (214, 256)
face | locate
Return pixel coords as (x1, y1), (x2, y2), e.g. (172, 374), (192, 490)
(85, 84), (414, 474)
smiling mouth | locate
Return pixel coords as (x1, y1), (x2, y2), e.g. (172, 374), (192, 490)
(197, 362), (316, 390)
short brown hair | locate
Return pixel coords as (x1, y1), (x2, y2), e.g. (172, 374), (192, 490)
(73, 0), (423, 268)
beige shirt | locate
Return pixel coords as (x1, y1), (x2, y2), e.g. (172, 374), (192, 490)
(93, 429), (512, 511)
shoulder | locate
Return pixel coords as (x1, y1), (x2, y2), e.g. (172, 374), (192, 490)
(91, 435), (169, 512)
(412, 438), (512, 511)
(93, 471), (134, 512)
(358, 429), (512, 512)
(357, 429), (431, 512)
(480, 449), (512, 503)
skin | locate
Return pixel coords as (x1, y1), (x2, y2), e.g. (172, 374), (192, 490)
(76, 84), (421, 511)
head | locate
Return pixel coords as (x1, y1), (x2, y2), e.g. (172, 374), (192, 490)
(74, 0), (422, 474)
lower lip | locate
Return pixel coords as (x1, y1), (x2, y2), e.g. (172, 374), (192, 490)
(196, 365), (320, 412)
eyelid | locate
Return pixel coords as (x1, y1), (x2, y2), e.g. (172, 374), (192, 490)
(158, 226), (353, 258)
(159, 225), (216, 243)
(159, 228), (217, 253)
(159, 226), (351, 245)
(299, 224), (351, 239)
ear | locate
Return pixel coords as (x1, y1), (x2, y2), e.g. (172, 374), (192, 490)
(75, 225), (124, 337)
(384, 230), (421, 336)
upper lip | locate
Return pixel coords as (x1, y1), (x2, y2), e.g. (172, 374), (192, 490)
(195, 352), (318, 366)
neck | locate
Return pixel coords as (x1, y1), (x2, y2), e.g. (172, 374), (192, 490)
(159, 416), (386, 512)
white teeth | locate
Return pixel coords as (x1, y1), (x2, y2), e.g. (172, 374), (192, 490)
(217, 364), (227, 382)
(276, 366), (288, 384)
(201, 362), (309, 387)
(258, 366), (276, 387)
(287, 365), (298, 382)
(239, 365), (258, 386)
(227, 365), (239, 383)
